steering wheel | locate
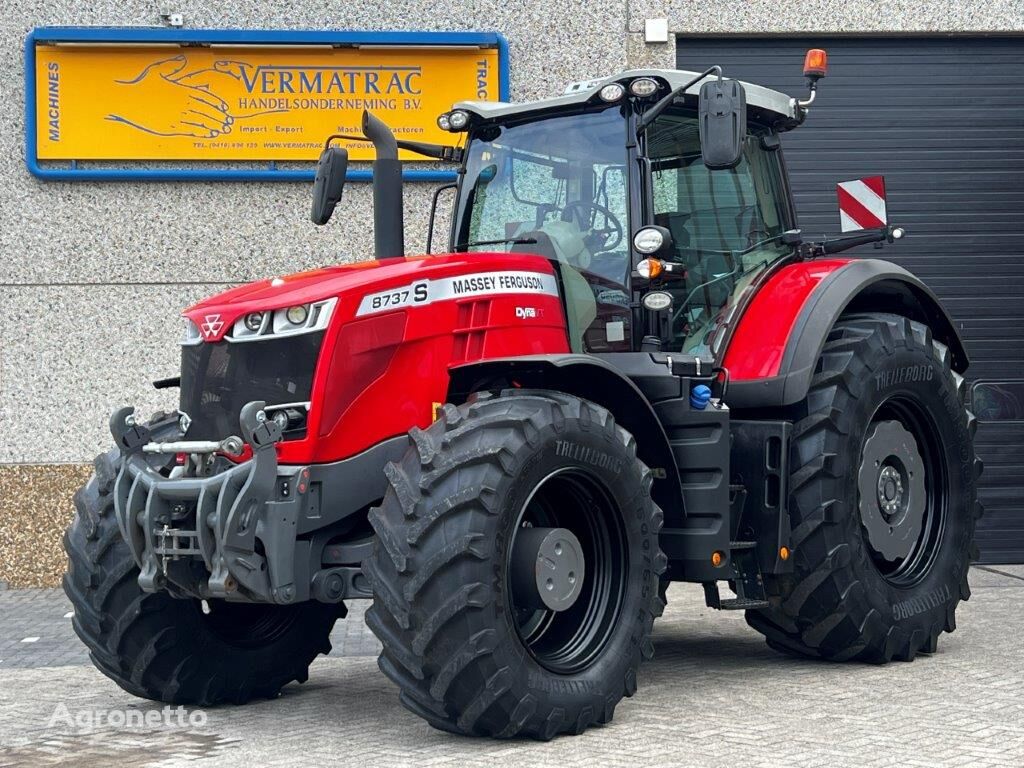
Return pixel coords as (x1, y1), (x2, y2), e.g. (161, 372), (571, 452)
(561, 201), (624, 252)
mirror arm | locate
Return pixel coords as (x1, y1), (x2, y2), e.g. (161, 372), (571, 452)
(396, 140), (464, 162)
(322, 134), (462, 162)
(811, 225), (905, 255)
(637, 66), (722, 135)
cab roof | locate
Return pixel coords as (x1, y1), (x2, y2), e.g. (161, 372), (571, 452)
(454, 69), (801, 131)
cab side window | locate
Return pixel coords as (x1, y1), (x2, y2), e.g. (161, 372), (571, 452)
(647, 110), (792, 358)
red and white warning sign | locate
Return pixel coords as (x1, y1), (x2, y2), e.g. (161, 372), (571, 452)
(837, 176), (888, 232)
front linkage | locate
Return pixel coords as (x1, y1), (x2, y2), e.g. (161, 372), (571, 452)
(110, 401), (310, 605)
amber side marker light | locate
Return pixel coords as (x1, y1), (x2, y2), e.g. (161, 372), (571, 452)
(711, 551), (725, 567)
(803, 48), (828, 80)
(636, 258), (664, 279)
(780, 546), (791, 561)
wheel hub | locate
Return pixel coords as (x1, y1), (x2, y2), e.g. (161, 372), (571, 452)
(510, 526), (585, 612)
(858, 420), (927, 562)
(877, 465), (904, 517)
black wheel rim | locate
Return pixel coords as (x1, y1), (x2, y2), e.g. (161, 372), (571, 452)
(506, 468), (627, 674)
(198, 600), (301, 648)
(857, 395), (949, 587)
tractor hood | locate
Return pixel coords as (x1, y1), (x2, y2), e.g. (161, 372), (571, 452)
(182, 252), (558, 343)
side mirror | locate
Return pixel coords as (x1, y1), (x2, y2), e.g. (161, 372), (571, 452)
(698, 79), (747, 170)
(310, 146), (350, 225)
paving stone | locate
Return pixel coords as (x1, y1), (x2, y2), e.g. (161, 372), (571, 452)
(0, 567), (1020, 765)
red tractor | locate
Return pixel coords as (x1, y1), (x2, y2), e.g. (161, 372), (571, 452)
(65, 52), (981, 739)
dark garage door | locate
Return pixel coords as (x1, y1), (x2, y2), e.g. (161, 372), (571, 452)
(677, 37), (1024, 563)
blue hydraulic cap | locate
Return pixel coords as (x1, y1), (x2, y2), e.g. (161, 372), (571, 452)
(690, 384), (712, 410)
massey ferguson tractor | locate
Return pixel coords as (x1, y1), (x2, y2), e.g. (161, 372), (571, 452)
(65, 51), (981, 740)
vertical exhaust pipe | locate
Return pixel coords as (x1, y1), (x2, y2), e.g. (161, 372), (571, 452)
(362, 110), (405, 259)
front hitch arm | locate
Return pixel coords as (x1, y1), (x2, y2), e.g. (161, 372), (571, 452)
(111, 401), (297, 603)
(206, 401), (285, 599)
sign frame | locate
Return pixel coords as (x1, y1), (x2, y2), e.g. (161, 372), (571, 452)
(24, 26), (509, 182)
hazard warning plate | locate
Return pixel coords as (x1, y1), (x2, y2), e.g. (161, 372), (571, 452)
(837, 176), (888, 232)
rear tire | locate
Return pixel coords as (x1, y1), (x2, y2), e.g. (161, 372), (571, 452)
(364, 390), (666, 739)
(747, 313), (982, 662)
(64, 448), (343, 704)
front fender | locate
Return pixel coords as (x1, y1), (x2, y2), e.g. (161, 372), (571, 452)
(723, 258), (968, 409)
(447, 354), (686, 528)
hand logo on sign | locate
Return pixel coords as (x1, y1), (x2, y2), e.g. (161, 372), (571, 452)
(172, 60), (281, 119)
(106, 55), (235, 138)
(106, 54), (285, 140)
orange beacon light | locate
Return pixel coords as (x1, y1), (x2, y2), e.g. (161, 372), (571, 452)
(803, 49), (828, 80)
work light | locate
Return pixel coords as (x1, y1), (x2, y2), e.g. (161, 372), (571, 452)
(629, 78), (658, 97)
(633, 227), (665, 254)
(448, 110), (470, 130)
(598, 83), (625, 102)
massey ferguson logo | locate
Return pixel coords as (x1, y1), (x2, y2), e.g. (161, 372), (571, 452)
(200, 314), (224, 339)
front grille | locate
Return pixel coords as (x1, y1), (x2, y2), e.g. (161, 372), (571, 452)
(179, 332), (324, 441)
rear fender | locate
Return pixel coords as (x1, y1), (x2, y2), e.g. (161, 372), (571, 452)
(447, 355), (686, 527)
(724, 258), (967, 409)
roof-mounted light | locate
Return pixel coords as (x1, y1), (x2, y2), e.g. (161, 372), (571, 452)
(797, 48), (829, 110)
(598, 83), (625, 102)
(629, 77), (659, 97)
(437, 113), (451, 131)
(803, 49), (828, 81)
(447, 110), (470, 131)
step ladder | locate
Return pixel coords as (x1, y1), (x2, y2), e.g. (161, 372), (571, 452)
(703, 541), (770, 611)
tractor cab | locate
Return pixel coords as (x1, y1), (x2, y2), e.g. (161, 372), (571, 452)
(314, 67), (822, 365)
(443, 69), (802, 360)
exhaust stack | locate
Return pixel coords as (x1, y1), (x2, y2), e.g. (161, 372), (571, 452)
(362, 111), (405, 259)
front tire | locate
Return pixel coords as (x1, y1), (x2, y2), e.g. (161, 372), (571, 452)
(747, 313), (982, 662)
(364, 391), (666, 739)
(64, 448), (344, 704)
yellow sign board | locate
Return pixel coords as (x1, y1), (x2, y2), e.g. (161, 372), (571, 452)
(35, 43), (500, 162)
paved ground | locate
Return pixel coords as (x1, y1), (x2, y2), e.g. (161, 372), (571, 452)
(1, 566), (1022, 767)
(0, 590), (381, 669)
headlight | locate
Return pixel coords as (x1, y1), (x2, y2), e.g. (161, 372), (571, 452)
(244, 312), (264, 332)
(266, 406), (308, 434)
(437, 113), (451, 131)
(285, 305), (309, 325)
(599, 83), (625, 102)
(629, 78), (659, 97)
(181, 318), (202, 345)
(633, 227), (666, 254)
(229, 297), (337, 341)
(271, 410), (290, 430)
(447, 110), (470, 130)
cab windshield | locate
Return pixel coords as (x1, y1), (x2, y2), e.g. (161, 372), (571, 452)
(645, 107), (793, 359)
(453, 107), (632, 353)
